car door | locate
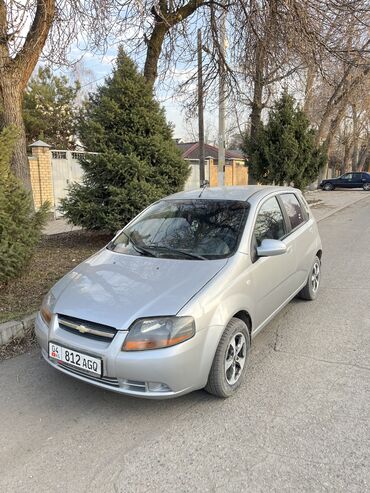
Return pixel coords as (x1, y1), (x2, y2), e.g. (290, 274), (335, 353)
(278, 192), (315, 288)
(362, 173), (370, 187)
(350, 172), (363, 188)
(249, 195), (295, 330)
(338, 173), (352, 188)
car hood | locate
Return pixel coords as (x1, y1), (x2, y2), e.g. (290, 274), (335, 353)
(53, 249), (228, 329)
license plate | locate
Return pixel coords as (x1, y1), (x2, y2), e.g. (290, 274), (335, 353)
(49, 343), (102, 377)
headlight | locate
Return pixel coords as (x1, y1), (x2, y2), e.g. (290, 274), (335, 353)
(40, 291), (56, 327)
(122, 317), (195, 351)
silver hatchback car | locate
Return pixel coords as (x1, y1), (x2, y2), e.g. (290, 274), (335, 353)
(36, 186), (322, 399)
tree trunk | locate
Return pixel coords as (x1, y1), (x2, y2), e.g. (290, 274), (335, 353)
(357, 143), (369, 171)
(303, 65), (316, 116)
(0, 76), (31, 190)
(0, 0), (55, 193)
(342, 140), (353, 174)
(351, 103), (359, 171)
(317, 96), (349, 183)
(143, 25), (167, 86)
(143, 1), (204, 86)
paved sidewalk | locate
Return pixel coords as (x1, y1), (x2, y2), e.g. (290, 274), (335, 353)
(305, 189), (369, 222)
(43, 217), (81, 235)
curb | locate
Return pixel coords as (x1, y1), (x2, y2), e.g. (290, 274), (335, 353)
(0, 312), (37, 346)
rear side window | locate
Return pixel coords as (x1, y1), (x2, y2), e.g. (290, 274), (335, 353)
(280, 193), (305, 230)
(254, 196), (286, 246)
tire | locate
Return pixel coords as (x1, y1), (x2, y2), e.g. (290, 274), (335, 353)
(323, 183), (334, 191)
(363, 183), (370, 191)
(205, 318), (250, 398)
(298, 255), (321, 301)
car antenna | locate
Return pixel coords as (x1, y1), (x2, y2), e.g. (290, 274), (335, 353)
(198, 180), (209, 198)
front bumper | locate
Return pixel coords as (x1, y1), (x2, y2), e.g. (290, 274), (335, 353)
(35, 312), (212, 399)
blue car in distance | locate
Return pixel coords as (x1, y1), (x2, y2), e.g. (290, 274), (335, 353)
(320, 171), (370, 191)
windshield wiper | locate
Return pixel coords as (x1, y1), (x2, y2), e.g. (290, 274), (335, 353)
(121, 231), (158, 257)
(147, 244), (206, 260)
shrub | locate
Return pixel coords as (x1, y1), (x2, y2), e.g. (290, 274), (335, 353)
(0, 126), (48, 283)
(61, 49), (189, 232)
(243, 92), (326, 190)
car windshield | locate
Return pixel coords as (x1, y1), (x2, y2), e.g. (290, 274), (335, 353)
(107, 199), (249, 260)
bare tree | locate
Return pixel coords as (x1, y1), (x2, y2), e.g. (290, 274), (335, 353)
(0, 0), (133, 189)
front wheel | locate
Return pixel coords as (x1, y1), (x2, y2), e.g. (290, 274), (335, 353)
(363, 182), (370, 191)
(205, 318), (250, 398)
(298, 256), (321, 300)
(323, 182), (334, 191)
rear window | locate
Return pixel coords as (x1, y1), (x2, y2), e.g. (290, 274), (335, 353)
(280, 193), (305, 230)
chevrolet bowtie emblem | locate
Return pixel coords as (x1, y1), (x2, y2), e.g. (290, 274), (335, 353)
(76, 324), (89, 334)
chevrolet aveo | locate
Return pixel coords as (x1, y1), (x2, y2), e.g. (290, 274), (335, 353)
(36, 186), (322, 398)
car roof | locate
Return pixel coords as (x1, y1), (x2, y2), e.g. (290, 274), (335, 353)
(164, 185), (298, 202)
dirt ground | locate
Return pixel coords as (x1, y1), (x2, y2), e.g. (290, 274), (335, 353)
(0, 231), (111, 324)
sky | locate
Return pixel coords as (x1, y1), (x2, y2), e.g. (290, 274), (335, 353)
(64, 48), (201, 142)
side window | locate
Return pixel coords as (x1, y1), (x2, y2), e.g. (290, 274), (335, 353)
(280, 193), (305, 230)
(342, 173), (352, 180)
(253, 197), (286, 247)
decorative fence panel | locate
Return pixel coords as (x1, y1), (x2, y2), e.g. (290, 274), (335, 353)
(27, 142), (248, 217)
(51, 151), (85, 217)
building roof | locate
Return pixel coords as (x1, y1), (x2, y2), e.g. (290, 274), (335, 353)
(29, 140), (51, 148)
(165, 185), (292, 202)
(175, 141), (244, 160)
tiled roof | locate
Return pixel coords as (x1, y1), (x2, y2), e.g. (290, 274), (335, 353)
(175, 141), (244, 160)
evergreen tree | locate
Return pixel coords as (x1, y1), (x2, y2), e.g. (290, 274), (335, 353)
(23, 67), (80, 148)
(0, 126), (48, 283)
(61, 49), (189, 232)
(243, 92), (326, 189)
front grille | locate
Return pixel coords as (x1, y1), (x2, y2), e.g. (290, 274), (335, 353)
(58, 314), (117, 342)
(58, 361), (120, 387)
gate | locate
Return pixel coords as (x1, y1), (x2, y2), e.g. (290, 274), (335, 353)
(51, 151), (86, 217)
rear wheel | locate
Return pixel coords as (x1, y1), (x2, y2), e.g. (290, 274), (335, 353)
(363, 182), (370, 191)
(323, 182), (334, 191)
(205, 318), (250, 398)
(298, 256), (321, 300)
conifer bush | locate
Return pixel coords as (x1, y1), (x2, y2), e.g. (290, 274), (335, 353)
(243, 92), (326, 190)
(0, 126), (48, 283)
(61, 49), (190, 232)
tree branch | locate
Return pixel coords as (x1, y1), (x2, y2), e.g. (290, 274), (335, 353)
(14, 0), (56, 88)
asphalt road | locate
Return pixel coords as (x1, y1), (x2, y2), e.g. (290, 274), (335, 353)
(1, 196), (369, 493)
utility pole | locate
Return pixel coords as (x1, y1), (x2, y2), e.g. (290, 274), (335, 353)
(218, 5), (226, 187)
(198, 29), (205, 187)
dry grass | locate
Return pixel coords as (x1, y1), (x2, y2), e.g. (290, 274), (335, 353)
(0, 231), (111, 324)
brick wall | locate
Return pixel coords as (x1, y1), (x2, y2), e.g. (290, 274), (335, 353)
(28, 144), (54, 209)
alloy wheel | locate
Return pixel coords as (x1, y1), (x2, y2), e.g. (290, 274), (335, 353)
(311, 261), (320, 292)
(224, 332), (247, 385)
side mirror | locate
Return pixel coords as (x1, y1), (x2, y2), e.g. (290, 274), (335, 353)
(257, 239), (287, 257)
